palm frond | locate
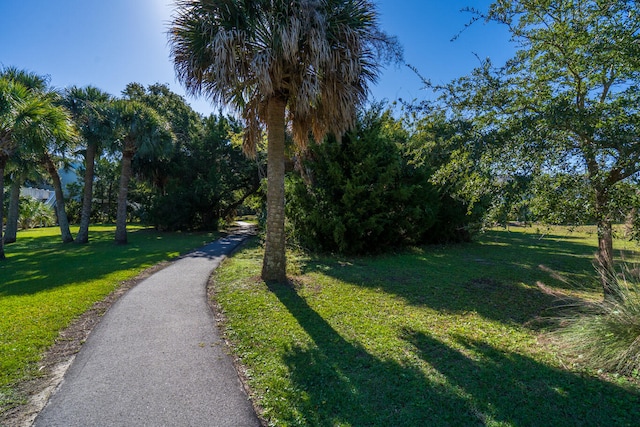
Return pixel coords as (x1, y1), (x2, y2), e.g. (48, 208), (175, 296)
(169, 0), (402, 153)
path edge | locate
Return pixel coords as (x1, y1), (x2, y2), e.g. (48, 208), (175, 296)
(1, 224), (256, 427)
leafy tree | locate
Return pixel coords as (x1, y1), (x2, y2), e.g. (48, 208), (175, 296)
(123, 82), (206, 228)
(400, 108), (489, 238)
(529, 173), (594, 226)
(149, 113), (262, 231)
(169, 0), (400, 281)
(122, 82), (203, 191)
(203, 114), (263, 222)
(63, 86), (112, 244)
(438, 0), (640, 295)
(109, 99), (174, 244)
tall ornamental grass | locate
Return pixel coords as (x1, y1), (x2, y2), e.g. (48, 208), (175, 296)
(556, 264), (640, 376)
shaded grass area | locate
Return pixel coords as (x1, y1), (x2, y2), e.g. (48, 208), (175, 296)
(213, 226), (640, 426)
(0, 225), (217, 408)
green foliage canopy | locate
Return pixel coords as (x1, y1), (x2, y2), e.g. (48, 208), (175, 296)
(430, 0), (640, 292)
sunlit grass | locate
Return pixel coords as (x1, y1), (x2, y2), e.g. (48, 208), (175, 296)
(0, 225), (217, 410)
(213, 226), (640, 426)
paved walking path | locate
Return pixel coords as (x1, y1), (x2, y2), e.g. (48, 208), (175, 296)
(33, 224), (260, 427)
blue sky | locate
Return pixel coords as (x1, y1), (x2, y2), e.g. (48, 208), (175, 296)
(0, 0), (514, 116)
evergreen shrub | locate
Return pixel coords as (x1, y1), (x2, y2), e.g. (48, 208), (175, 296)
(286, 107), (473, 254)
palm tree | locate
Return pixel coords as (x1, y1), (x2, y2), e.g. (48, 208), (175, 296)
(4, 169), (25, 244)
(2, 68), (77, 243)
(5, 150), (74, 244)
(109, 99), (173, 244)
(0, 74), (75, 259)
(40, 146), (75, 243)
(1, 67), (50, 244)
(3, 155), (40, 244)
(63, 86), (112, 244)
(169, 0), (399, 282)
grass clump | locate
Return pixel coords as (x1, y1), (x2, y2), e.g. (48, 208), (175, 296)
(555, 264), (640, 377)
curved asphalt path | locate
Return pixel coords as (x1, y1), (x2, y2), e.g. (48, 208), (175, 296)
(33, 224), (260, 427)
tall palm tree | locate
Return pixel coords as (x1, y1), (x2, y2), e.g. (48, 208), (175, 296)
(109, 99), (173, 244)
(2, 68), (77, 243)
(4, 149), (75, 244)
(0, 75), (75, 259)
(4, 169), (25, 244)
(3, 155), (41, 244)
(63, 86), (112, 244)
(169, 0), (398, 282)
(1, 67), (50, 244)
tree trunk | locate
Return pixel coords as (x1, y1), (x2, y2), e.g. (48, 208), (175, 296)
(221, 180), (261, 221)
(43, 154), (74, 243)
(0, 156), (7, 260)
(75, 141), (97, 244)
(4, 174), (22, 244)
(262, 97), (287, 282)
(115, 149), (134, 244)
(108, 181), (114, 222)
(595, 188), (615, 298)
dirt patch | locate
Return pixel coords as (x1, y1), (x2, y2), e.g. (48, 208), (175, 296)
(0, 261), (170, 427)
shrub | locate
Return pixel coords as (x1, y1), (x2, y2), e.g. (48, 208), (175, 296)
(18, 197), (56, 229)
(555, 264), (640, 376)
(18, 197), (55, 229)
(286, 107), (445, 254)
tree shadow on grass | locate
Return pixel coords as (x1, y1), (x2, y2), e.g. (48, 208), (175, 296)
(268, 281), (478, 426)
(0, 228), (214, 297)
(268, 281), (640, 426)
(300, 230), (611, 327)
(402, 329), (640, 426)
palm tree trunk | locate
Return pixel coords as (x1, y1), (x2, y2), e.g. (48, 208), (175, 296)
(43, 154), (73, 243)
(115, 148), (134, 244)
(262, 96), (287, 282)
(4, 174), (23, 244)
(0, 156), (7, 260)
(75, 141), (97, 244)
(108, 181), (114, 222)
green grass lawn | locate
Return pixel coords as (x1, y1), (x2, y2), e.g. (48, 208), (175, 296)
(0, 225), (217, 410)
(213, 225), (640, 427)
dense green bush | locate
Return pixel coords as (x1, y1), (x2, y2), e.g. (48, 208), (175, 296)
(286, 107), (472, 254)
(143, 114), (261, 231)
(119, 85), (261, 231)
(18, 197), (55, 229)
